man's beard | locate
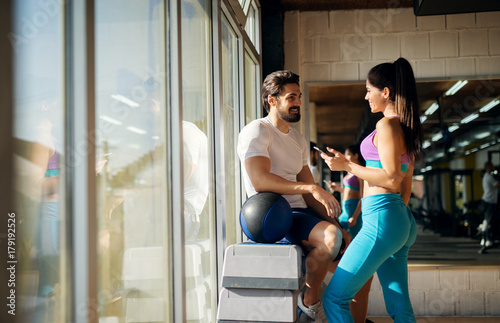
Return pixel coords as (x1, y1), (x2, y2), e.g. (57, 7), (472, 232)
(278, 106), (301, 123)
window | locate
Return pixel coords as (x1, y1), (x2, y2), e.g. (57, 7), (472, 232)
(12, 1), (67, 321)
(221, 14), (242, 246)
(245, 50), (260, 125)
(8, 1), (262, 321)
(95, 1), (171, 322)
(181, 0), (217, 321)
(244, 1), (260, 52)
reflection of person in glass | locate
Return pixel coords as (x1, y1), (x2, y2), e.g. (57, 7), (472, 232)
(27, 102), (62, 322)
(479, 161), (500, 253)
(183, 121), (209, 241)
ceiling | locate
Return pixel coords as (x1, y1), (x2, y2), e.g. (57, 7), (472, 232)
(310, 79), (500, 168)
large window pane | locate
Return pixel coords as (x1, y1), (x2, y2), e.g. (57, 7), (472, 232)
(244, 51), (258, 125)
(95, 1), (170, 322)
(244, 2), (259, 52)
(12, 1), (67, 322)
(221, 16), (241, 246)
(181, 0), (217, 322)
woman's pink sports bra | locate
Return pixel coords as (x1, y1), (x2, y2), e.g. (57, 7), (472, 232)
(360, 129), (411, 173)
(342, 174), (360, 191)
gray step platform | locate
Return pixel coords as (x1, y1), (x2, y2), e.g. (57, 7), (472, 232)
(221, 242), (305, 290)
(217, 287), (300, 323)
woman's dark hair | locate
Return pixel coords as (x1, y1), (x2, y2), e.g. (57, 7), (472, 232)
(367, 57), (422, 160)
(261, 70), (300, 113)
(346, 143), (365, 166)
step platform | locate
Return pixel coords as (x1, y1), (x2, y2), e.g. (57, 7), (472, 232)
(221, 242), (305, 290)
(217, 242), (305, 323)
(217, 287), (300, 323)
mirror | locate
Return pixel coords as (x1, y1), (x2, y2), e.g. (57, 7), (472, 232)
(308, 79), (500, 266)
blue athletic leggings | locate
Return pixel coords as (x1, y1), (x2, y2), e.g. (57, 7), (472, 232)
(323, 193), (417, 323)
(338, 199), (362, 238)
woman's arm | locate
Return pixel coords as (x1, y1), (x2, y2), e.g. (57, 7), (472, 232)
(323, 118), (405, 190)
(349, 176), (363, 226)
(328, 181), (343, 193)
(400, 162), (414, 205)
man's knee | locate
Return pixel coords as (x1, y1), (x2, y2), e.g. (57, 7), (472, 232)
(324, 225), (343, 257)
(307, 222), (343, 257)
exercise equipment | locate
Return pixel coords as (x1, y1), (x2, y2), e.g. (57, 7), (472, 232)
(240, 192), (293, 243)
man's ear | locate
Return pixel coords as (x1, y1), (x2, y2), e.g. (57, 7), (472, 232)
(268, 95), (276, 107)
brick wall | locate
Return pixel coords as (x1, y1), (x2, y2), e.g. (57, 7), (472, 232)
(369, 268), (500, 316)
(284, 9), (500, 83)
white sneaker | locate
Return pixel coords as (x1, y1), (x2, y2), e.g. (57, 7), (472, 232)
(485, 240), (493, 248)
(297, 291), (327, 323)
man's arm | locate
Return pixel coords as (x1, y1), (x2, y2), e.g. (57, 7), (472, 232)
(297, 165), (335, 222)
(297, 165), (351, 246)
(244, 156), (341, 218)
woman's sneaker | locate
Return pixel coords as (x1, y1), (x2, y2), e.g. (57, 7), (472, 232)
(297, 291), (327, 323)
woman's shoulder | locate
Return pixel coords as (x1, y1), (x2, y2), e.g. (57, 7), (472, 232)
(376, 116), (402, 133)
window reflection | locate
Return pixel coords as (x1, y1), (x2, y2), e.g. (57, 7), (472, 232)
(244, 2), (259, 51)
(95, 1), (170, 322)
(221, 16), (241, 246)
(245, 51), (258, 125)
(181, 0), (216, 322)
(12, 0), (65, 322)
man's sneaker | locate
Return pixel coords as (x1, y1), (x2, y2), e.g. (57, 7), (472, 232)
(297, 291), (327, 323)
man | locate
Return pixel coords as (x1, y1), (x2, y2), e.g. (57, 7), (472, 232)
(237, 70), (347, 323)
(479, 161), (499, 253)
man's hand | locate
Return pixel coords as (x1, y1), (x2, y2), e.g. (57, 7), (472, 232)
(310, 185), (341, 218)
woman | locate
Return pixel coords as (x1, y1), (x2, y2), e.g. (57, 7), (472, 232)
(329, 144), (364, 238)
(328, 144), (373, 323)
(320, 57), (422, 322)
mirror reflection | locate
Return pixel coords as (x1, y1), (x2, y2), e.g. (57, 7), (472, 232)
(310, 79), (500, 266)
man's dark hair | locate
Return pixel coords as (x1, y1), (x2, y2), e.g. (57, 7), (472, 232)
(261, 70), (300, 113)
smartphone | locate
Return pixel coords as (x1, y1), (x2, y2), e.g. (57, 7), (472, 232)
(314, 146), (329, 156)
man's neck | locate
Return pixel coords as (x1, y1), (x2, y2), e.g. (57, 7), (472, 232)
(267, 112), (290, 133)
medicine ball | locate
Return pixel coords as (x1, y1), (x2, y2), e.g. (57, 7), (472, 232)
(239, 192), (293, 243)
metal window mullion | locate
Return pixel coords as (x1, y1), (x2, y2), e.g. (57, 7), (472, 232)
(212, 0), (227, 293)
(168, 0), (186, 322)
(66, 0), (98, 322)
(235, 16), (246, 244)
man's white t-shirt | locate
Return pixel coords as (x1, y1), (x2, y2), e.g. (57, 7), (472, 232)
(237, 117), (308, 209)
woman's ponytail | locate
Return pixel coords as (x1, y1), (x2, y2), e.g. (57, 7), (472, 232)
(394, 58), (422, 161)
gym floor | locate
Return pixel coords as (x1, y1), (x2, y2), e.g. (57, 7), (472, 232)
(408, 224), (500, 268)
